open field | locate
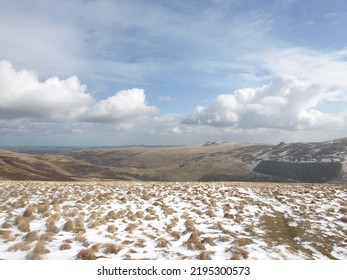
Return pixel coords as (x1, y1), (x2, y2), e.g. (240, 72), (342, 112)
(0, 181), (346, 260)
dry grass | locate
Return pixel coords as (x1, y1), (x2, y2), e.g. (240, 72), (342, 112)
(63, 220), (75, 232)
(101, 243), (120, 254)
(0, 181), (346, 260)
(107, 224), (117, 233)
(23, 231), (39, 243)
(198, 250), (213, 260)
(156, 237), (171, 248)
(76, 247), (97, 260)
(7, 241), (32, 252)
(185, 232), (206, 250)
(0, 229), (16, 242)
(23, 205), (36, 217)
(59, 243), (72, 250)
(46, 220), (60, 234)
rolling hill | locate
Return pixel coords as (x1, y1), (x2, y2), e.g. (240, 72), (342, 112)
(0, 137), (346, 182)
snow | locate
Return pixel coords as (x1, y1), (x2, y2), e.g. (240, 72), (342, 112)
(0, 181), (346, 260)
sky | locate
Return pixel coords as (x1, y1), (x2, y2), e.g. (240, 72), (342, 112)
(1, 0), (347, 146)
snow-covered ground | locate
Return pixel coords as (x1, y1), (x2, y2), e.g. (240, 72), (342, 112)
(0, 181), (346, 260)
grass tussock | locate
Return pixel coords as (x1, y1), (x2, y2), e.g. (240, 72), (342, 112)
(59, 243), (72, 250)
(107, 224), (117, 233)
(156, 237), (171, 248)
(46, 220), (60, 234)
(217, 222), (236, 237)
(0, 229), (16, 242)
(125, 223), (137, 233)
(17, 219), (31, 232)
(7, 241), (32, 252)
(169, 231), (181, 241)
(341, 215), (347, 223)
(53, 202), (61, 212)
(1, 221), (12, 229)
(63, 220), (75, 232)
(23, 205), (36, 217)
(203, 237), (217, 246)
(198, 250), (213, 260)
(233, 237), (252, 247)
(185, 231), (206, 250)
(76, 247), (97, 260)
(101, 243), (120, 254)
(23, 231), (39, 243)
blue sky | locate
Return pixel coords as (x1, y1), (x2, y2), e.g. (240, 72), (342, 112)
(1, 0), (347, 146)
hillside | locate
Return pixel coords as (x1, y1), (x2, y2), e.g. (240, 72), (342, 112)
(0, 138), (346, 182)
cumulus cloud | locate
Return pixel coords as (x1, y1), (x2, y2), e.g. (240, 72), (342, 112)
(0, 60), (156, 123)
(0, 60), (92, 120)
(82, 88), (157, 122)
(183, 76), (345, 130)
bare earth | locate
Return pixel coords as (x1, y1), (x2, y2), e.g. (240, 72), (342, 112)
(0, 181), (346, 260)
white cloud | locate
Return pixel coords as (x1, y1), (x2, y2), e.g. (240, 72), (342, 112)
(256, 47), (347, 90)
(0, 60), (92, 120)
(0, 60), (156, 123)
(183, 76), (345, 130)
(82, 88), (157, 123)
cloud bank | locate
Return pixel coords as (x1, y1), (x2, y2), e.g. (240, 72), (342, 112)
(0, 60), (157, 123)
(183, 76), (345, 130)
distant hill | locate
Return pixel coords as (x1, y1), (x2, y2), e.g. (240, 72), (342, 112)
(0, 138), (346, 182)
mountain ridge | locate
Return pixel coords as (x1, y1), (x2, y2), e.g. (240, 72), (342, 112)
(0, 137), (346, 182)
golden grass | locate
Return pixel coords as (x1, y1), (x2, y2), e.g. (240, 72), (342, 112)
(17, 219), (31, 232)
(185, 231), (206, 250)
(7, 241), (32, 251)
(233, 237), (252, 247)
(198, 250), (213, 260)
(46, 220), (60, 234)
(0, 229), (15, 242)
(59, 243), (72, 250)
(23, 231), (39, 243)
(76, 248), (97, 260)
(1, 221), (12, 229)
(63, 220), (75, 232)
(203, 236), (217, 246)
(156, 237), (171, 248)
(23, 205), (36, 217)
(107, 224), (117, 233)
(101, 243), (120, 254)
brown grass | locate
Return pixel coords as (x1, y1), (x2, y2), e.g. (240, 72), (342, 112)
(185, 231), (206, 250)
(206, 209), (216, 218)
(17, 219), (31, 232)
(23, 205), (36, 217)
(1, 221), (12, 229)
(32, 240), (50, 255)
(46, 220), (60, 234)
(169, 231), (181, 241)
(23, 231), (39, 243)
(8, 241), (32, 252)
(233, 237), (252, 247)
(76, 248), (97, 260)
(198, 250), (213, 260)
(63, 220), (75, 232)
(0, 229), (16, 242)
(156, 237), (171, 248)
(107, 224), (117, 233)
(59, 243), (72, 250)
(125, 223), (137, 233)
(203, 236), (217, 246)
(53, 202), (61, 212)
(101, 243), (120, 254)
